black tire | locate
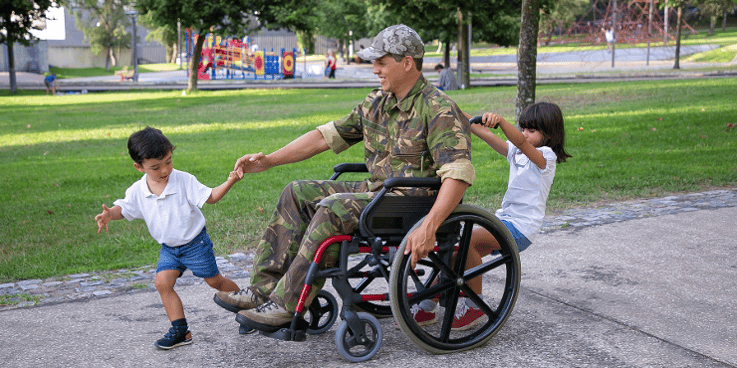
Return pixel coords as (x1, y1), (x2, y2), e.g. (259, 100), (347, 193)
(305, 290), (339, 335)
(389, 204), (521, 354)
(334, 312), (383, 362)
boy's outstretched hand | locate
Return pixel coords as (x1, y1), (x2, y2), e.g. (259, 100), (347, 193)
(95, 204), (113, 233)
(227, 170), (242, 183)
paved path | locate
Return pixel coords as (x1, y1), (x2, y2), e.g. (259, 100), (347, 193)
(1, 190), (735, 367)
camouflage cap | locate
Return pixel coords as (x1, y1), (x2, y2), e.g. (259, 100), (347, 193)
(355, 24), (425, 61)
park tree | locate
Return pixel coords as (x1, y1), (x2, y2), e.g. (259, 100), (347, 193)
(0, 0), (55, 93)
(68, 0), (133, 70)
(516, 0), (541, 118)
(383, 0), (523, 89)
(136, 0), (316, 92)
(138, 13), (177, 63)
(314, 0), (370, 60)
(697, 0), (737, 35)
(538, 0), (590, 45)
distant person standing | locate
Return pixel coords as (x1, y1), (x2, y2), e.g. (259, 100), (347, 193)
(44, 73), (58, 95)
(603, 26), (615, 53)
(434, 64), (458, 91)
(328, 50), (337, 78)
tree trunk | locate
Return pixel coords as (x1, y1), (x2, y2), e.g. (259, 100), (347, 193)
(7, 40), (17, 94)
(443, 38), (451, 68)
(709, 16), (715, 36)
(673, 6), (682, 69)
(170, 42), (178, 64)
(457, 9), (470, 89)
(722, 11), (727, 31)
(516, 0), (540, 119)
(105, 47), (111, 71)
(188, 31), (207, 92)
(110, 47), (117, 67)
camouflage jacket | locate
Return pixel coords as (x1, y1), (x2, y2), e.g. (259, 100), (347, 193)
(318, 75), (474, 193)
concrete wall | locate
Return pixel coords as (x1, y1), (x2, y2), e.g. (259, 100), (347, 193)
(0, 41), (49, 73)
(48, 44), (166, 69)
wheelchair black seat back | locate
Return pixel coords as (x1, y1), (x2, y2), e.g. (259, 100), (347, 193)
(257, 163), (521, 363)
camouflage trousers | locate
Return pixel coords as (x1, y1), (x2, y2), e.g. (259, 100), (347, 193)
(248, 180), (375, 312)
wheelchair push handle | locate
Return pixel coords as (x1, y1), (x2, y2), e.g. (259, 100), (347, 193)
(469, 115), (498, 129)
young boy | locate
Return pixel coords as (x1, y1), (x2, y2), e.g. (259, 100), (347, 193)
(44, 73), (57, 95)
(95, 126), (242, 350)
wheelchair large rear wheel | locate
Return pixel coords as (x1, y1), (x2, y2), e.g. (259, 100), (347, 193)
(389, 204), (521, 354)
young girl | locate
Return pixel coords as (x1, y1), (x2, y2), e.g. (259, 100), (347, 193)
(410, 102), (571, 330)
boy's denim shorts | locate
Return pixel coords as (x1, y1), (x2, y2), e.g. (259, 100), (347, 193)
(500, 220), (532, 253)
(156, 226), (220, 279)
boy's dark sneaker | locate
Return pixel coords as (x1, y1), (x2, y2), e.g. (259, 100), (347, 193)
(154, 326), (193, 350)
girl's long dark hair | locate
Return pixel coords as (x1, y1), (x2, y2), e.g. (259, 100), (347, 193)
(518, 102), (572, 163)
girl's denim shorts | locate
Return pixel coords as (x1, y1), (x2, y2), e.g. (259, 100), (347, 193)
(500, 220), (532, 253)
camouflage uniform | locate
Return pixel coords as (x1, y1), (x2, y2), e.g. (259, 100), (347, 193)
(250, 75), (475, 312)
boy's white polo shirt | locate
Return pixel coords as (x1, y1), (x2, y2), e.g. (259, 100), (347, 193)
(114, 169), (212, 246)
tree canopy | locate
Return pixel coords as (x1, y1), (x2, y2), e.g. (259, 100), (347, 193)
(1, 0), (55, 93)
(68, 0), (132, 70)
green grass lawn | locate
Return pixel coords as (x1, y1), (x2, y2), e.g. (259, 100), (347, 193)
(1, 78), (736, 282)
(49, 63), (182, 79)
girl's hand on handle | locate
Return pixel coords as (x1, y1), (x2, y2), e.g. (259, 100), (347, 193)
(482, 112), (506, 129)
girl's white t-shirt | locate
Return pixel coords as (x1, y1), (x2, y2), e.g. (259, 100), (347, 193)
(114, 169), (212, 246)
(495, 142), (557, 241)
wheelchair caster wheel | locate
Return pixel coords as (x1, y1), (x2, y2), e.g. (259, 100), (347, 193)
(334, 312), (382, 362)
(305, 290), (339, 335)
(239, 325), (256, 335)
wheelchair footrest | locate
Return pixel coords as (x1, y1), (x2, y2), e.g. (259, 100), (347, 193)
(258, 318), (310, 342)
(260, 327), (307, 342)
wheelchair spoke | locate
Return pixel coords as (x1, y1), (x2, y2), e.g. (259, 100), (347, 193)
(462, 253), (513, 282)
(438, 288), (460, 343)
(452, 218), (474, 272)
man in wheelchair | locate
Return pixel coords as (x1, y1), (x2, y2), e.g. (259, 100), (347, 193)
(214, 24), (475, 333)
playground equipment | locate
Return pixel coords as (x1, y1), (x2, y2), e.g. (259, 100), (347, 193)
(185, 30), (297, 80)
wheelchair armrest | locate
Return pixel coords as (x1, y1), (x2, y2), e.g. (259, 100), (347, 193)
(383, 177), (441, 190)
(358, 177), (441, 240)
(330, 163), (368, 180)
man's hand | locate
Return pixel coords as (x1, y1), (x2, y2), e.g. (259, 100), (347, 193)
(233, 152), (269, 178)
(404, 221), (438, 269)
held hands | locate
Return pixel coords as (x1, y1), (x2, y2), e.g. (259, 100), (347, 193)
(227, 170), (243, 183)
(481, 112), (508, 129)
(95, 204), (113, 233)
(233, 152), (269, 178)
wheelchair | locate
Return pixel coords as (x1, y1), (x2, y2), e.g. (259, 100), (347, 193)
(253, 163), (522, 362)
